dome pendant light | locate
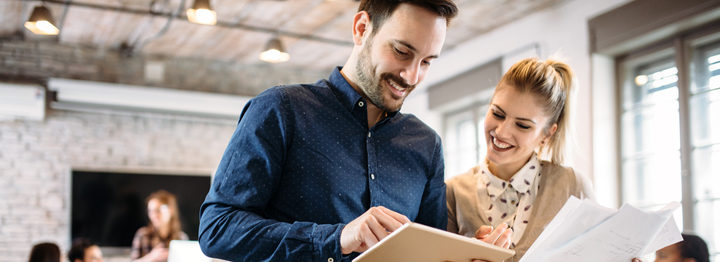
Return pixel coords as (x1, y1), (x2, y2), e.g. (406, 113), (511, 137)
(187, 0), (217, 25)
(24, 5), (60, 35)
(259, 37), (290, 63)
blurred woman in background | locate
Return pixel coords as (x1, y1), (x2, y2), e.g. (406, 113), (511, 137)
(131, 190), (187, 262)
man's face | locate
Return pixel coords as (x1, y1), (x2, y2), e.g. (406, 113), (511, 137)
(355, 3), (447, 112)
(654, 243), (690, 262)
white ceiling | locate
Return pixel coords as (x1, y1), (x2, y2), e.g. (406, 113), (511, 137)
(1, 0), (567, 69)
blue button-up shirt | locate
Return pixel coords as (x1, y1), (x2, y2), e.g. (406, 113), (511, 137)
(199, 67), (446, 262)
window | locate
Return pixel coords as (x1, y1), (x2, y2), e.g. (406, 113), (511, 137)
(443, 103), (488, 178)
(689, 36), (720, 261)
(618, 28), (720, 260)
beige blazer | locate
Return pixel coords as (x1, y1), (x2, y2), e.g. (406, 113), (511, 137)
(446, 161), (595, 262)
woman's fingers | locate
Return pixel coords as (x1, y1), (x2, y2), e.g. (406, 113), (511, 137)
(475, 225), (493, 239)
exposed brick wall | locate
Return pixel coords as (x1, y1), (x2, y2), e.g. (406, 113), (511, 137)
(0, 39), (330, 96)
(0, 36), (333, 261)
(0, 110), (236, 262)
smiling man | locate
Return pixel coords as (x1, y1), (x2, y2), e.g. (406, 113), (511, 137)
(198, 1), (457, 261)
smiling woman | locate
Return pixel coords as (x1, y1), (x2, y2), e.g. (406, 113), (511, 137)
(445, 58), (595, 262)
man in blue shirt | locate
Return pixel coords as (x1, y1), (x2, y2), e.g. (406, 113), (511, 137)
(199, 1), (458, 261)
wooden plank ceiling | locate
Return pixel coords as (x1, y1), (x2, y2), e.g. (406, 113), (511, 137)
(1, 0), (565, 70)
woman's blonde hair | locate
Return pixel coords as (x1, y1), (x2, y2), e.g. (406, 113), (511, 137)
(496, 57), (574, 164)
(146, 190), (183, 246)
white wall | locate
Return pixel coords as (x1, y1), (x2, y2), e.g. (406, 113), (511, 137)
(0, 111), (235, 262)
(403, 0), (631, 207)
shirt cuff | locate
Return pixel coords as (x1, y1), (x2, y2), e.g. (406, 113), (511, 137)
(313, 223), (345, 262)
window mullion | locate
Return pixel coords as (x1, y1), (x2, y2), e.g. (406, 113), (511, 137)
(675, 36), (695, 231)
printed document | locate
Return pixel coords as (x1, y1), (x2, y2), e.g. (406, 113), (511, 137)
(520, 196), (682, 262)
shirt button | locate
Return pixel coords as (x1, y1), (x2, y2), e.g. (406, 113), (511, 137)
(358, 101), (364, 107)
(370, 173), (376, 180)
(368, 132), (372, 138)
(511, 200), (517, 205)
(328, 258), (334, 262)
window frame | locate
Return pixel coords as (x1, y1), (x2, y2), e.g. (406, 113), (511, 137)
(615, 20), (720, 233)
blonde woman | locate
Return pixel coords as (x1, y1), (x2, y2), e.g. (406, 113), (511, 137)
(131, 190), (188, 262)
(446, 58), (594, 261)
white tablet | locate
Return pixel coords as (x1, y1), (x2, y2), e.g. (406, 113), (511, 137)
(353, 222), (515, 262)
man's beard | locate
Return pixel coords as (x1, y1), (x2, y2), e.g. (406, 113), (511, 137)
(355, 41), (412, 112)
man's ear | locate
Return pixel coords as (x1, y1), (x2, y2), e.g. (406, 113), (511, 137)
(74, 259), (83, 262)
(682, 258), (696, 262)
(352, 11), (372, 46)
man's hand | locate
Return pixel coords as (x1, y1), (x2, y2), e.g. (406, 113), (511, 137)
(340, 206), (410, 254)
(475, 223), (513, 249)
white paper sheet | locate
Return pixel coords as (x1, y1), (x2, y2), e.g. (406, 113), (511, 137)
(520, 197), (682, 262)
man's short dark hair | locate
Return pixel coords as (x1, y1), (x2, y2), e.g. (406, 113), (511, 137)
(68, 238), (94, 262)
(358, 0), (458, 34)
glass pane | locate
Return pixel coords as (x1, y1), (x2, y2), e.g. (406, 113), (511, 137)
(690, 39), (720, 94)
(444, 111), (477, 178)
(621, 152), (682, 207)
(694, 199), (719, 261)
(621, 54), (682, 215)
(621, 101), (680, 158)
(692, 144), (720, 200)
(623, 59), (678, 110)
(690, 90), (720, 147)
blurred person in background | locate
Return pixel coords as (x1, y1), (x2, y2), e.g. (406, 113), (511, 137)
(645, 233), (710, 262)
(28, 242), (61, 262)
(68, 238), (103, 262)
(131, 190), (187, 262)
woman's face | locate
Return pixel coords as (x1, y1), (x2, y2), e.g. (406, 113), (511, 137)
(484, 84), (555, 171)
(147, 198), (171, 228)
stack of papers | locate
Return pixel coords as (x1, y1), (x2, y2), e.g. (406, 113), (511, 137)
(520, 196), (683, 262)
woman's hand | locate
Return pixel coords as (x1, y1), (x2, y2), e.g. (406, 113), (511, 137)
(142, 245), (169, 262)
(475, 223), (513, 249)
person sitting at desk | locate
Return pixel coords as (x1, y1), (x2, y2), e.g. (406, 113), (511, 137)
(68, 238), (103, 262)
(653, 233), (710, 262)
(28, 242), (61, 262)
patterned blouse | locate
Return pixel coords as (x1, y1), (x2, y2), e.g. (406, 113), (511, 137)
(475, 154), (541, 248)
(130, 226), (188, 260)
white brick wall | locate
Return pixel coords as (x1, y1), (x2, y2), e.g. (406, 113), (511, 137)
(0, 109), (236, 262)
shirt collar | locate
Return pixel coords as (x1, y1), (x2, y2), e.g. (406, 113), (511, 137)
(327, 66), (399, 120)
(328, 67), (365, 114)
(478, 154), (541, 201)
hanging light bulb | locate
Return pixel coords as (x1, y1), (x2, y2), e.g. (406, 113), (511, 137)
(24, 5), (60, 35)
(259, 37), (290, 63)
(187, 0), (217, 25)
